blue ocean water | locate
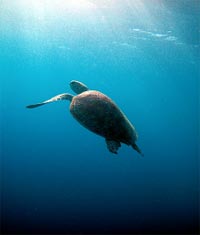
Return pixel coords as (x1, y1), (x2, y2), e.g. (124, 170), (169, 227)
(0, 0), (199, 234)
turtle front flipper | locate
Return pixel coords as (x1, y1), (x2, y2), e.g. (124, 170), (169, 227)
(26, 93), (73, 109)
(105, 139), (121, 154)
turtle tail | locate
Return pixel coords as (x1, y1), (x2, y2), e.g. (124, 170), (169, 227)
(131, 143), (144, 156)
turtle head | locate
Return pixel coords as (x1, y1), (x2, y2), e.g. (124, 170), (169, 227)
(70, 80), (89, 94)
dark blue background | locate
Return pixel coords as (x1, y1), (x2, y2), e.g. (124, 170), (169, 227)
(1, 0), (199, 234)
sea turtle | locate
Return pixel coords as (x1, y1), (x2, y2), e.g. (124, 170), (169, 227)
(27, 80), (143, 155)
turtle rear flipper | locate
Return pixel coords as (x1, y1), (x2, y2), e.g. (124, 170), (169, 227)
(26, 93), (73, 109)
(106, 139), (121, 154)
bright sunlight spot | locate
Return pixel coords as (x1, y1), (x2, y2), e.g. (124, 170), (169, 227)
(18, 0), (97, 13)
(62, 0), (96, 10)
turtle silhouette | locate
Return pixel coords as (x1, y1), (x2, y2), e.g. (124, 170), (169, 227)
(27, 80), (143, 155)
